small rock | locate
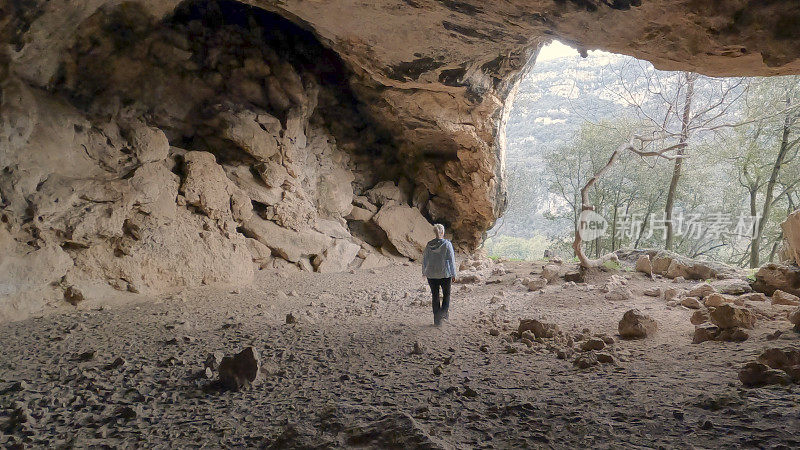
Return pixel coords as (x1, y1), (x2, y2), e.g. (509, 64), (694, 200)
(681, 297), (702, 309)
(789, 307), (800, 329)
(518, 319), (559, 338)
(711, 278), (752, 295)
(618, 309), (658, 339)
(489, 328), (500, 336)
(580, 338), (605, 352)
(643, 287), (662, 297)
(433, 366), (443, 376)
(710, 304), (756, 329)
(64, 286), (85, 306)
(218, 347), (260, 391)
(573, 352), (598, 369)
(605, 287), (633, 301)
(410, 341), (425, 355)
(663, 287), (684, 301)
(541, 264), (561, 283)
(703, 293), (727, 307)
(688, 282), (715, 298)
(739, 362), (790, 387)
(690, 309), (710, 325)
(772, 290), (800, 306)
(740, 292), (768, 302)
(717, 327), (749, 342)
(76, 351), (95, 362)
(692, 322), (720, 344)
(596, 352), (615, 364)
(526, 277), (547, 291)
(103, 357), (126, 371)
(285, 313), (297, 324)
(635, 255), (652, 276)
(463, 386), (478, 398)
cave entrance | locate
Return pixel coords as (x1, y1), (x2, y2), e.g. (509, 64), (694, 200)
(487, 41), (800, 269)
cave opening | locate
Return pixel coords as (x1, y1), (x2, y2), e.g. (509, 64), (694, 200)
(489, 40), (800, 270)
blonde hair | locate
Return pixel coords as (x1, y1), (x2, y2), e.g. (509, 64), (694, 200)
(434, 223), (445, 238)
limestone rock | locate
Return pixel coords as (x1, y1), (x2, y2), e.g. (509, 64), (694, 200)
(125, 122), (169, 163)
(772, 290), (800, 306)
(739, 362), (790, 387)
(690, 309), (710, 326)
(313, 240), (360, 273)
(688, 282), (715, 298)
(216, 110), (281, 161)
(692, 323), (720, 344)
(366, 181), (407, 207)
(372, 204), (432, 260)
(541, 264), (561, 283)
(181, 151), (253, 223)
(218, 347), (260, 391)
(740, 292), (768, 303)
(635, 255), (652, 276)
(618, 309), (657, 339)
(780, 209), (800, 266)
(710, 278), (752, 295)
(243, 217), (333, 263)
(753, 263), (800, 297)
(717, 327), (749, 342)
(526, 277), (547, 292)
(518, 319), (559, 339)
(680, 297), (702, 309)
(789, 307), (800, 329)
(710, 304), (756, 330)
(643, 287), (661, 297)
(704, 293), (727, 307)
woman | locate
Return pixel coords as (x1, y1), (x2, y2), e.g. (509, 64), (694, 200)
(422, 224), (457, 326)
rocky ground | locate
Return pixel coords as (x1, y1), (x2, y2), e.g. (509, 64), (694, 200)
(1, 260), (799, 448)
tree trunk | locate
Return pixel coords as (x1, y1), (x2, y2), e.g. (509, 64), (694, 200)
(750, 95), (793, 268)
(664, 72), (697, 250)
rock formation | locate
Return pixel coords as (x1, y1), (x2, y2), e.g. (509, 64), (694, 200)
(3, 0), (800, 320)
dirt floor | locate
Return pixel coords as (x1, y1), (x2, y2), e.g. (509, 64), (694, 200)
(1, 260), (799, 448)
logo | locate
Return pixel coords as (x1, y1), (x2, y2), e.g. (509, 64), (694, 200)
(578, 210), (608, 241)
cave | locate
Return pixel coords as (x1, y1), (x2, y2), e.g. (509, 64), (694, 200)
(1, 0), (800, 447)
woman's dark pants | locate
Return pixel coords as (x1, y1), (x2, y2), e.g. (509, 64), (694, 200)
(427, 277), (451, 325)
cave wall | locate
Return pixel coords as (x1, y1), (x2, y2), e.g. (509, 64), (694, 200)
(2, 0), (800, 321)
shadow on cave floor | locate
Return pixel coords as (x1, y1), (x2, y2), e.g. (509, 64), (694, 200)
(1, 262), (799, 448)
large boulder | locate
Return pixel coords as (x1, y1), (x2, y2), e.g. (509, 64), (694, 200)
(648, 250), (736, 280)
(772, 290), (800, 306)
(618, 309), (657, 340)
(313, 239), (360, 273)
(215, 109), (281, 161)
(753, 263), (800, 297)
(780, 210), (800, 266)
(242, 217), (333, 263)
(366, 181), (407, 207)
(372, 204), (433, 260)
(710, 279), (752, 295)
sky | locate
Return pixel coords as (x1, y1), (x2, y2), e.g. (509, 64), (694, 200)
(536, 40), (613, 62)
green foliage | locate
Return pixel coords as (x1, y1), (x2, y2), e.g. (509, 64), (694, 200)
(602, 260), (621, 271)
(484, 235), (551, 261)
(492, 44), (800, 268)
